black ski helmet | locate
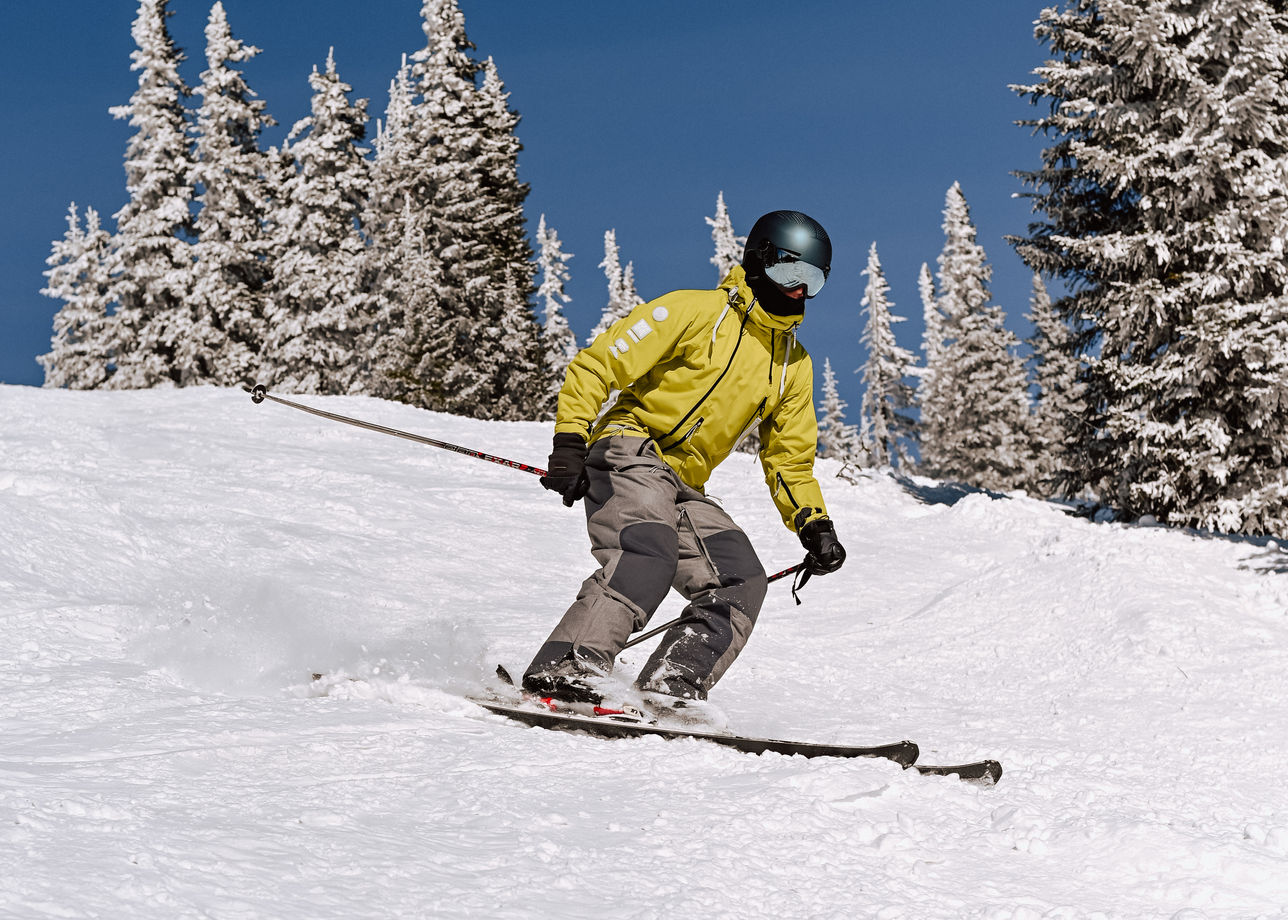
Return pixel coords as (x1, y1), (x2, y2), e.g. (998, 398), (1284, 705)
(742, 210), (832, 297)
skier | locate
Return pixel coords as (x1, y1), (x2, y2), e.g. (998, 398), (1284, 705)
(524, 210), (846, 712)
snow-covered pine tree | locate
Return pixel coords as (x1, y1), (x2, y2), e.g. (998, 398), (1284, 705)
(187, 1), (275, 387)
(262, 50), (372, 395)
(817, 357), (862, 462)
(1013, 0), (1288, 534)
(858, 243), (916, 468)
(921, 182), (1033, 490)
(364, 56), (418, 262)
(386, 195), (455, 410)
(535, 213), (577, 406)
(389, 0), (544, 420)
(106, 0), (197, 389)
(469, 57), (547, 421)
(917, 262), (940, 381)
(588, 229), (638, 343)
(1024, 272), (1084, 496)
(361, 57), (423, 400)
(706, 191), (745, 282)
(488, 274), (549, 421)
(39, 205), (115, 389)
(910, 261), (938, 455)
(621, 263), (640, 307)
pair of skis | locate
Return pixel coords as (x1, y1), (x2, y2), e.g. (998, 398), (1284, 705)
(475, 666), (1003, 785)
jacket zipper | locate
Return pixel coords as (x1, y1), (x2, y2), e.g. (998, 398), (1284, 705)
(775, 472), (801, 509)
(735, 396), (768, 449)
(656, 308), (750, 451)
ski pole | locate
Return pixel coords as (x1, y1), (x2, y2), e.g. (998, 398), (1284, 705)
(620, 563), (804, 651)
(243, 383), (547, 476)
(245, 383), (810, 600)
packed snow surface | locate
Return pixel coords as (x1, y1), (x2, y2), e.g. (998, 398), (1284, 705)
(3, 386), (1287, 920)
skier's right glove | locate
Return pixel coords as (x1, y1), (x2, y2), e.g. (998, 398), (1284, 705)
(798, 518), (846, 575)
(540, 433), (590, 507)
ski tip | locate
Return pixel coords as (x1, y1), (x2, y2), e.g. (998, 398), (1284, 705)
(495, 664), (516, 686)
(913, 759), (1003, 785)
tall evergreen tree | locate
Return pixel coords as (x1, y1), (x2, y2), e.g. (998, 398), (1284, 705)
(367, 56), (418, 247)
(1013, 0), (1288, 533)
(187, 1), (275, 387)
(535, 213), (577, 403)
(706, 191), (745, 282)
(262, 50), (372, 394)
(469, 57), (547, 420)
(921, 183), (1033, 489)
(107, 0), (197, 389)
(858, 243), (916, 468)
(379, 194), (453, 409)
(1024, 272), (1084, 495)
(489, 276), (549, 421)
(588, 229), (638, 342)
(916, 263), (940, 381)
(817, 357), (862, 462)
(391, 0), (544, 419)
(39, 205), (115, 389)
(910, 262), (938, 455)
(361, 57), (422, 400)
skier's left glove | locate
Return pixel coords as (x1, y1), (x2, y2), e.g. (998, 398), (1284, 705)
(798, 518), (846, 575)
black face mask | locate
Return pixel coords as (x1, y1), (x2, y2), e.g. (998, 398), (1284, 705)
(747, 272), (805, 317)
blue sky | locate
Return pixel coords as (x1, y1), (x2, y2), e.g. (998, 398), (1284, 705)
(2, 1), (1052, 412)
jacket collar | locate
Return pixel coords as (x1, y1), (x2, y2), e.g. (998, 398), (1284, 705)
(719, 265), (803, 331)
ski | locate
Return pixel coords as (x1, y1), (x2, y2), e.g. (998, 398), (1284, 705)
(914, 759), (1004, 784)
(484, 665), (1001, 784)
(471, 696), (921, 766)
(310, 669), (1002, 784)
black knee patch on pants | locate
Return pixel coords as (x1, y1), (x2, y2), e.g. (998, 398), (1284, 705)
(607, 521), (679, 613)
(703, 529), (767, 623)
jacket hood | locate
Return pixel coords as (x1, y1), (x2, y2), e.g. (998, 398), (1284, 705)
(720, 265), (803, 331)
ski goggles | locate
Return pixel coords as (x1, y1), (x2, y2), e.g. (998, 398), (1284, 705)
(764, 247), (829, 297)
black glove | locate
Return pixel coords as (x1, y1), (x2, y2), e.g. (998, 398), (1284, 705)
(540, 433), (590, 507)
(798, 518), (846, 575)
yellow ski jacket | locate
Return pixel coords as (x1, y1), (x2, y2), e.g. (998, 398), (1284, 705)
(554, 265), (829, 532)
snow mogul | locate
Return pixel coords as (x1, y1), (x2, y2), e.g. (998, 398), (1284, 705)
(524, 210), (846, 714)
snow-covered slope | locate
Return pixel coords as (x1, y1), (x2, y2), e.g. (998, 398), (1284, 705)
(3, 385), (1287, 919)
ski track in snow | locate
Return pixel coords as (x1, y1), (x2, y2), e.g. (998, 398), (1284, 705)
(2, 385), (1287, 920)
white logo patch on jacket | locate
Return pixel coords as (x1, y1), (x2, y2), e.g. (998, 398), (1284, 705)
(628, 319), (653, 343)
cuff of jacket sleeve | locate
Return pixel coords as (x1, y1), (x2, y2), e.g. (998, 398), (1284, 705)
(791, 507), (829, 533)
(554, 421), (591, 438)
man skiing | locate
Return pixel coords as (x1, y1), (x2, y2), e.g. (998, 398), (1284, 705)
(524, 210), (846, 711)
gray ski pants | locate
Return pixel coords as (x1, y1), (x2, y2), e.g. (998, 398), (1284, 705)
(524, 435), (768, 699)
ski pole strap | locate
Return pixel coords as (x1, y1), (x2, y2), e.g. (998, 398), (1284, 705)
(244, 383), (547, 476)
(790, 563), (813, 605)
